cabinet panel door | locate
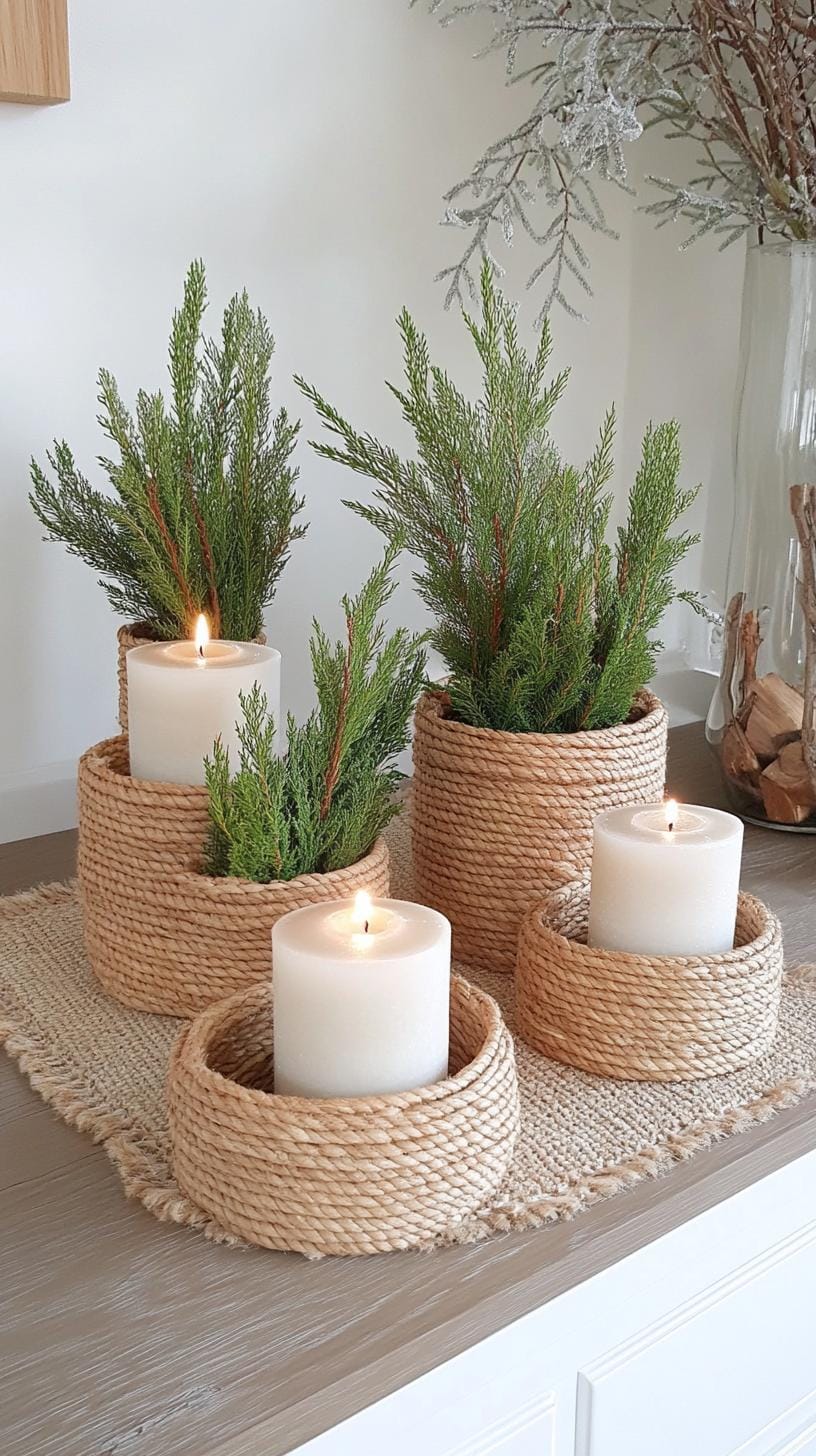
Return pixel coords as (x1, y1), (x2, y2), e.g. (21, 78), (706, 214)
(287, 1373), (557, 1456)
(447, 1395), (556, 1456)
(731, 1387), (816, 1456)
(575, 1220), (816, 1456)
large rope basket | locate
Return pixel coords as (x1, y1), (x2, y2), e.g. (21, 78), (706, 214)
(516, 881), (783, 1082)
(116, 622), (267, 731)
(78, 736), (390, 1017)
(412, 690), (668, 974)
(168, 974), (520, 1256)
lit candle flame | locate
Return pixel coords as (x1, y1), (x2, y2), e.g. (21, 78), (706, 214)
(351, 890), (372, 935)
(194, 613), (209, 660)
(664, 798), (678, 833)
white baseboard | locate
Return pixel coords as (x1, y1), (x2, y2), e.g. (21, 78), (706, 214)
(650, 661), (715, 728)
(0, 760), (78, 845)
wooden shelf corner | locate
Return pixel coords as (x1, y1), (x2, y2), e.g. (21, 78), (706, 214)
(0, 0), (70, 105)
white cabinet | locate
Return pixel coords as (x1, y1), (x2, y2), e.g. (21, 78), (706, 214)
(448, 1398), (557, 1456)
(289, 1365), (558, 1456)
(576, 1220), (816, 1456)
(292, 1150), (816, 1456)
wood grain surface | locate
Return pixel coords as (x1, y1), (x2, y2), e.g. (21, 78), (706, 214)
(1, 724), (814, 1456)
(0, 0), (69, 104)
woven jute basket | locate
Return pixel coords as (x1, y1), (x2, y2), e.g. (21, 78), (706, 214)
(516, 881), (784, 1082)
(116, 622), (158, 731)
(168, 973), (520, 1256)
(77, 736), (390, 1017)
(116, 621), (267, 730)
(412, 689), (668, 974)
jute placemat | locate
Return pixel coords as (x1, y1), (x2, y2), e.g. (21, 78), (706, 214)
(1, 809), (816, 1255)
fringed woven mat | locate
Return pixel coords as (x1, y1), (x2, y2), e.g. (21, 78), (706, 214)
(2, 811), (816, 1254)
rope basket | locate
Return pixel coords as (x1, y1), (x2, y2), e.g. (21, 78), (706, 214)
(116, 622), (267, 730)
(516, 882), (783, 1081)
(168, 973), (520, 1256)
(116, 622), (158, 731)
(78, 736), (390, 1017)
(412, 690), (668, 974)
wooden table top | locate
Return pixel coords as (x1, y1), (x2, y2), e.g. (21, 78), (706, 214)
(1, 723), (814, 1456)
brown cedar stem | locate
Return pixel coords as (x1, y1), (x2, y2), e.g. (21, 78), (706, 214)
(146, 479), (198, 632)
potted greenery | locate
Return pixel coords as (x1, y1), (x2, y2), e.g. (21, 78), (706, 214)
(298, 266), (699, 971)
(30, 260), (305, 728)
(424, 4), (816, 830)
(77, 549), (426, 1016)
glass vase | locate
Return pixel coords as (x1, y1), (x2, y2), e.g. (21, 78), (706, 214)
(706, 241), (816, 831)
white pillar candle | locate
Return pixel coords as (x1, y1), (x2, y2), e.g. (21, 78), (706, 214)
(273, 893), (451, 1098)
(587, 801), (744, 956)
(126, 617), (280, 785)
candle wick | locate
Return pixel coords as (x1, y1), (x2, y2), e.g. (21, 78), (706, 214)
(198, 643), (205, 660)
(364, 919), (369, 934)
(668, 818), (674, 833)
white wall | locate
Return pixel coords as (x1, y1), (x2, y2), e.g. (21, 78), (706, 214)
(0, 1), (741, 839)
(620, 128), (744, 658)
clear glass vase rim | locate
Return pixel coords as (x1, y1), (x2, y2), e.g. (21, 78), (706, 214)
(747, 238), (816, 256)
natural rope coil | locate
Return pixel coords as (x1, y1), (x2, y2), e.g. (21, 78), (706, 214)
(168, 974), (520, 1256)
(516, 882), (783, 1081)
(412, 690), (668, 974)
(116, 622), (158, 732)
(78, 736), (390, 1017)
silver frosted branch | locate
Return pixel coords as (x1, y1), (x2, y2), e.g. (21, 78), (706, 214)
(418, 0), (816, 317)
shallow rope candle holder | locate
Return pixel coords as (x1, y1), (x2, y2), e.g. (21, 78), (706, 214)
(167, 974), (520, 1257)
(516, 881), (784, 1082)
(77, 736), (390, 1017)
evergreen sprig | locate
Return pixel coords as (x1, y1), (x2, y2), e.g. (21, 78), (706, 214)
(298, 263), (699, 735)
(30, 260), (306, 641)
(203, 548), (427, 882)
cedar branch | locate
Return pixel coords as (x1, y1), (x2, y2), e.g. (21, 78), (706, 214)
(319, 615), (353, 821)
(189, 483), (223, 638)
(145, 479), (198, 631)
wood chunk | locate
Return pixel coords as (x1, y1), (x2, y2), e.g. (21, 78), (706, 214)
(760, 739), (816, 824)
(790, 484), (816, 799)
(744, 673), (804, 761)
(739, 609), (761, 706)
(720, 590), (745, 719)
(720, 719), (762, 801)
(736, 686), (756, 731)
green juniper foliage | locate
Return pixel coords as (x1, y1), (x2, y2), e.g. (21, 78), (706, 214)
(297, 264), (699, 734)
(30, 260), (305, 642)
(203, 548), (426, 882)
